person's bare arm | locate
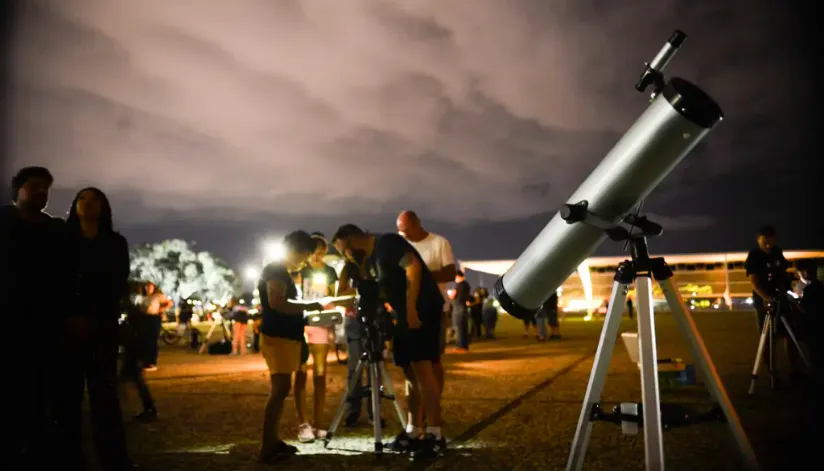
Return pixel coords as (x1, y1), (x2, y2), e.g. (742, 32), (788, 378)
(431, 264), (456, 284)
(266, 279), (319, 315)
(430, 240), (457, 283)
(337, 275), (354, 296)
(748, 274), (773, 300)
(159, 296), (174, 312)
(400, 252), (422, 324)
(335, 273), (357, 310)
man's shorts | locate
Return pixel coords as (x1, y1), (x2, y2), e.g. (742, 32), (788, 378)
(261, 334), (302, 375)
(439, 310), (447, 356)
(393, 320), (441, 368)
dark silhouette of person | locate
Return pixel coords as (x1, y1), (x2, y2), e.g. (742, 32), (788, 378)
(53, 187), (136, 470)
(1, 167), (68, 466)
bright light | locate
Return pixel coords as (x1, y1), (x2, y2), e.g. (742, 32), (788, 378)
(577, 261), (594, 317)
(263, 240), (286, 262)
(563, 298), (602, 312)
(312, 273), (328, 285)
(244, 265), (259, 281)
(745, 297), (753, 305)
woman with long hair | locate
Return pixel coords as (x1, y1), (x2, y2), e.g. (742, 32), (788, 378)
(53, 187), (135, 470)
(294, 235), (338, 442)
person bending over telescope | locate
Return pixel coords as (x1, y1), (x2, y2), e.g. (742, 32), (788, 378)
(257, 230), (328, 464)
(331, 224), (447, 460)
(744, 225), (805, 386)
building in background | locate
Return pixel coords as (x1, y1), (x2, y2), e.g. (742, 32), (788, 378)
(461, 251), (824, 314)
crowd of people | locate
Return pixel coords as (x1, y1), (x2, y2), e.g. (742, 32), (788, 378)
(254, 212), (467, 463)
(0, 164), (571, 468)
(3, 163), (821, 469)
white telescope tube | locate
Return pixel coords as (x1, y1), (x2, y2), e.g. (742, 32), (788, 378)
(494, 77), (723, 319)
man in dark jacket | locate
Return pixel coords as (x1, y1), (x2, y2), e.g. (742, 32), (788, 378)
(1, 167), (69, 465)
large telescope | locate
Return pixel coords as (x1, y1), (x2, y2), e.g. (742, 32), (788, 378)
(494, 30), (723, 319)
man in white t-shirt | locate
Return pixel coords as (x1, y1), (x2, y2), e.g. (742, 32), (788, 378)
(397, 210), (456, 396)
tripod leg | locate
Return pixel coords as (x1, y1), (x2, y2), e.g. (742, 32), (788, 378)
(635, 276), (665, 471)
(748, 315), (771, 395)
(380, 363), (407, 429)
(370, 363), (383, 455)
(198, 322), (218, 354)
(566, 281), (629, 471)
(325, 360), (367, 446)
(769, 314), (775, 390)
(778, 316), (812, 369)
(659, 278), (759, 471)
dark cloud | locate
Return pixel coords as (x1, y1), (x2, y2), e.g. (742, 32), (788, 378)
(5, 0), (822, 261)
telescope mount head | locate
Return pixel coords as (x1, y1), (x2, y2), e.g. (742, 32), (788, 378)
(560, 201), (663, 263)
(635, 30), (687, 100)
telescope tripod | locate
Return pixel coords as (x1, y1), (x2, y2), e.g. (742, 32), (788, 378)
(566, 238), (759, 471)
(197, 316), (231, 354)
(324, 336), (406, 457)
(748, 297), (811, 394)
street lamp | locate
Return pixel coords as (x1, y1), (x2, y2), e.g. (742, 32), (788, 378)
(263, 240), (285, 263)
(244, 265), (259, 282)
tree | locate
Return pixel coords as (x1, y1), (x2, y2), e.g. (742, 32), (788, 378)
(129, 239), (239, 303)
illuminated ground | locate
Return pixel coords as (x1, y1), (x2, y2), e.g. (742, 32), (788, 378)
(100, 311), (813, 470)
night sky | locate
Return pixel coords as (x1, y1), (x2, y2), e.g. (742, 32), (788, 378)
(3, 0), (822, 270)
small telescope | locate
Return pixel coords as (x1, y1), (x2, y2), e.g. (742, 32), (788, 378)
(494, 30), (722, 319)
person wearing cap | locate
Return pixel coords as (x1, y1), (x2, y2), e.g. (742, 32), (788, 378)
(1, 166), (69, 465)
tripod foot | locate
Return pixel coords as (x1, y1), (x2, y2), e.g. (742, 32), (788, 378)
(323, 436), (332, 449)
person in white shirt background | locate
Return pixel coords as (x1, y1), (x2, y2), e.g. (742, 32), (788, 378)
(140, 282), (173, 371)
(396, 210), (456, 398)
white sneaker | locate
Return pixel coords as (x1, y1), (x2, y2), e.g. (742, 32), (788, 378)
(298, 423), (316, 443)
(313, 428), (327, 440)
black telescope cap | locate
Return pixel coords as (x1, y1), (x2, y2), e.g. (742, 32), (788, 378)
(493, 277), (539, 320)
(669, 30), (686, 48)
(663, 77), (724, 129)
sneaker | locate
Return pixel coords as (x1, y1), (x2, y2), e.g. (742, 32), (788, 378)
(388, 431), (415, 453)
(411, 433), (446, 461)
(297, 423), (315, 443)
(313, 427), (327, 440)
